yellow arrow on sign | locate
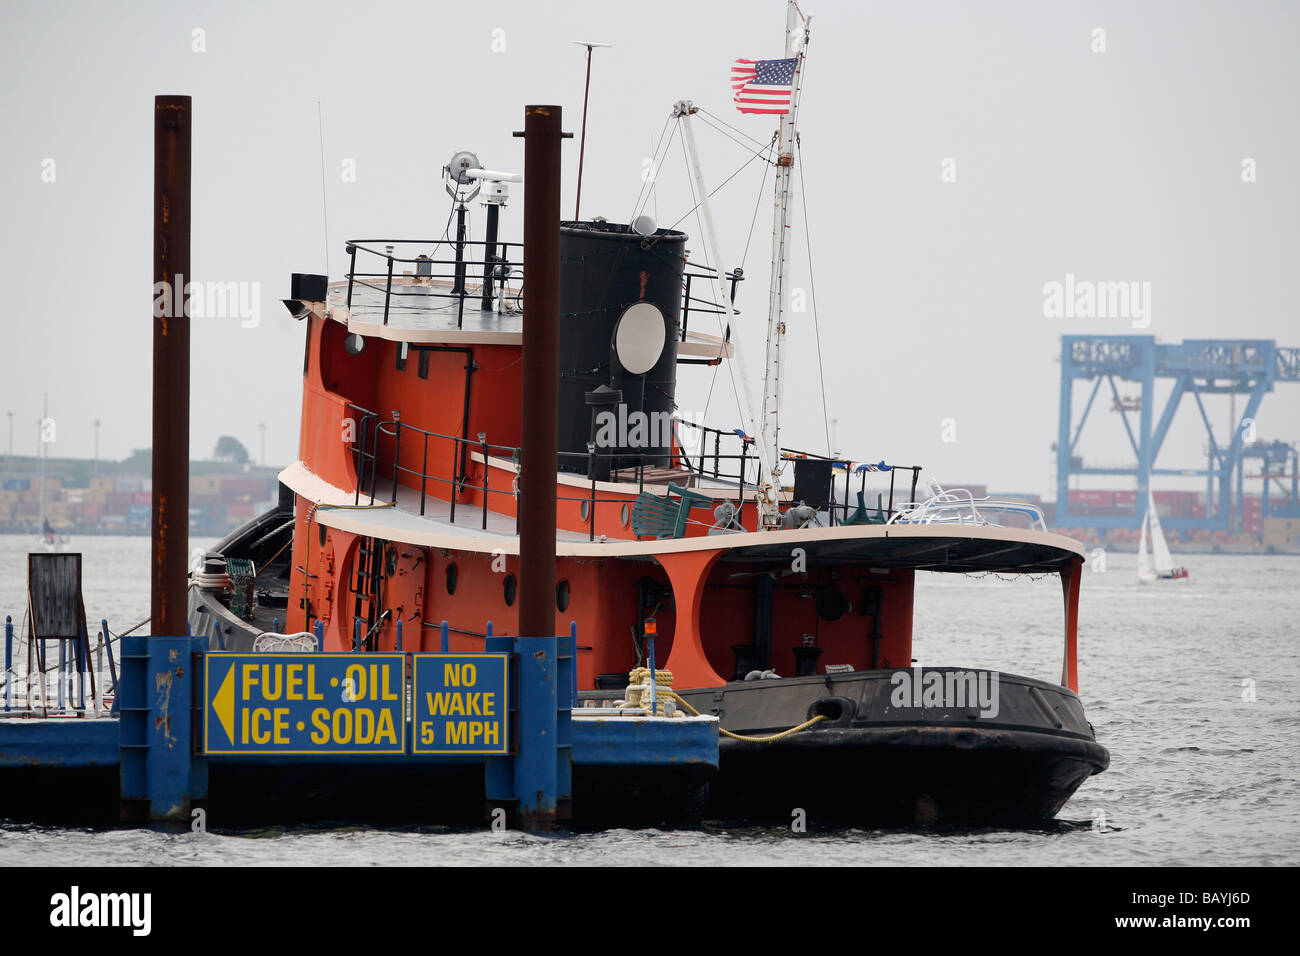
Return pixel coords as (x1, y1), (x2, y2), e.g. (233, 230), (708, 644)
(212, 663), (236, 744)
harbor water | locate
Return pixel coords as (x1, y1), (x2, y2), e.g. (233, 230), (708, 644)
(1, 534), (1296, 865)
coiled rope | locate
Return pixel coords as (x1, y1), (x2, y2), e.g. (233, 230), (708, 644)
(619, 667), (828, 743)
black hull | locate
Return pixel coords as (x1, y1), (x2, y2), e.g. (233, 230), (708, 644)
(655, 667), (1107, 826)
(709, 724), (1107, 825)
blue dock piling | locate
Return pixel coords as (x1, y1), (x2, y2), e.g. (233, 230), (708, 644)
(485, 625), (573, 825)
(314, 620), (325, 652)
(353, 618), (362, 652)
(440, 620), (449, 653)
(395, 618), (403, 652)
(512, 636), (559, 821)
(118, 635), (207, 821)
(4, 615), (11, 712)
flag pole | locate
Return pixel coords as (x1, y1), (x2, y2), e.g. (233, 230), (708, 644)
(756, 1), (811, 527)
(571, 40), (611, 221)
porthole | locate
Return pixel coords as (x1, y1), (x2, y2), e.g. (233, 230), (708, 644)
(814, 588), (848, 622)
(556, 579), (571, 612)
(580, 500), (590, 521)
(620, 503), (630, 527)
(504, 573), (517, 606)
(318, 523), (327, 547)
(445, 562), (458, 595)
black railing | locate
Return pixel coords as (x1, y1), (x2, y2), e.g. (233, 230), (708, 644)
(347, 403), (382, 505)
(672, 418), (922, 527)
(344, 239), (525, 329)
(343, 242), (749, 340)
(344, 402), (920, 540)
(680, 261), (743, 343)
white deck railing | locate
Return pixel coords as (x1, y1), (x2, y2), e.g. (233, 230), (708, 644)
(887, 484), (1047, 532)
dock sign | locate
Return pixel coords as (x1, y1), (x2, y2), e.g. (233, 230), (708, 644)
(204, 654), (405, 755)
(413, 654), (510, 754)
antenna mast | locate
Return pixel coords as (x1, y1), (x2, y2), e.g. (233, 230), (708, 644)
(758, 1), (811, 527)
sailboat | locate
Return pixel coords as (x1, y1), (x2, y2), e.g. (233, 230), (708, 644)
(1137, 490), (1188, 583)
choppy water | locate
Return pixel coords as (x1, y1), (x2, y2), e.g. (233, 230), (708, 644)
(1, 534), (1297, 865)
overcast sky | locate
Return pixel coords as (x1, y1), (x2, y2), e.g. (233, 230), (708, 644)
(1, 0), (1296, 497)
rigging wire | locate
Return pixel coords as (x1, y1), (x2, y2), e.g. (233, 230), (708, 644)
(696, 110), (776, 161)
(697, 107), (775, 153)
(677, 131), (746, 437)
(664, 144), (772, 234)
(703, 133), (774, 428)
(317, 101), (330, 277)
(740, 137), (775, 270)
(796, 136), (833, 458)
(628, 113), (675, 224)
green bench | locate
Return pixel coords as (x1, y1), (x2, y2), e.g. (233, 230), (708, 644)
(844, 490), (888, 525)
(631, 482), (713, 539)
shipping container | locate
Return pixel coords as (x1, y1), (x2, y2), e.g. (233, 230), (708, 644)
(1114, 490), (1137, 506)
(1069, 490), (1115, 507)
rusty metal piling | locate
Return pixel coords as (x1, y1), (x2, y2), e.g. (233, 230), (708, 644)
(151, 95), (191, 641)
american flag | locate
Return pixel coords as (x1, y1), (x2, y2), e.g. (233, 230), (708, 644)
(730, 57), (798, 115)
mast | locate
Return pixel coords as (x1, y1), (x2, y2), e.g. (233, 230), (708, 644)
(758, 1), (811, 525)
(674, 100), (781, 527)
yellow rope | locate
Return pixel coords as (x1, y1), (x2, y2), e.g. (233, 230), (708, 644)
(663, 688), (828, 742)
(620, 665), (828, 742)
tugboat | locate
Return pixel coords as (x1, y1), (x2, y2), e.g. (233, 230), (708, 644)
(189, 2), (1108, 824)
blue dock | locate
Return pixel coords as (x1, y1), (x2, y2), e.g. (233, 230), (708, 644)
(0, 631), (718, 827)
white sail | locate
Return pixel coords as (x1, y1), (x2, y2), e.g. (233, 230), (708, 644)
(1147, 490), (1175, 574)
(1136, 505), (1155, 583)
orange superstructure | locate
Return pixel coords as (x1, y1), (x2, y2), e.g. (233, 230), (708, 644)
(272, 239), (1081, 698)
